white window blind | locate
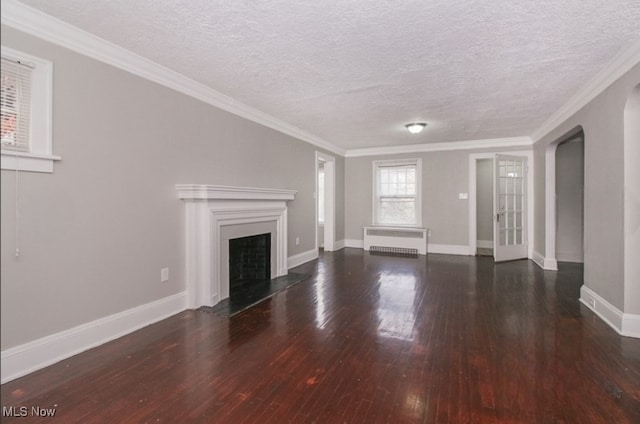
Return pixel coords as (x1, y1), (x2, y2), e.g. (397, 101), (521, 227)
(1, 57), (32, 153)
(376, 163), (417, 225)
(373, 159), (422, 226)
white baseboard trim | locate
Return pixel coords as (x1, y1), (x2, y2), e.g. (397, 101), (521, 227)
(334, 239), (346, 250)
(287, 248), (318, 269)
(580, 285), (623, 334)
(428, 244), (470, 255)
(556, 250), (584, 263)
(544, 257), (558, 271)
(579, 285), (639, 338)
(1, 291), (188, 384)
(622, 314), (640, 338)
(531, 250), (558, 270)
(532, 251), (545, 269)
(345, 239), (364, 249)
(477, 240), (494, 249)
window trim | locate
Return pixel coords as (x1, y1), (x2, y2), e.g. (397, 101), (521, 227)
(372, 158), (422, 227)
(1, 46), (59, 173)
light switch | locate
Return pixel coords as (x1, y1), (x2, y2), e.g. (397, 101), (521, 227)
(458, 193), (469, 200)
(161, 268), (169, 283)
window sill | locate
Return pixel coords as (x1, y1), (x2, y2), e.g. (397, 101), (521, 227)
(1, 150), (61, 173)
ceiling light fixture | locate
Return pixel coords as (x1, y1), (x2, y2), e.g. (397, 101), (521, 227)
(405, 122), (427, 134)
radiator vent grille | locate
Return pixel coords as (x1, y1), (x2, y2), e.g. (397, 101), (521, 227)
(366, 229), (424, 238)
(370, 246), (419, 257)
(363, 226), (428, 255)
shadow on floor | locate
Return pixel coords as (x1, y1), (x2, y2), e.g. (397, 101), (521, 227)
(197, 272), (310, 317)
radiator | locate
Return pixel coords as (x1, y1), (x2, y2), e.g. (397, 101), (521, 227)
(363, 226), (428, 255)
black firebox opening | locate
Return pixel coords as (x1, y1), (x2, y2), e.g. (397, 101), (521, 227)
(229, 233), (271, 294)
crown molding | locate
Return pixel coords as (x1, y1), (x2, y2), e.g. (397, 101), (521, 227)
(344, 136), (533, 157)
(0, 0), (345, 156)
(531, 38), (640, 142)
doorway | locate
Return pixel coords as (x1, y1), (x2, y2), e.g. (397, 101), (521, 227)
(316, 152), (335, 252)
(468, 151), (533, 261)
(544, 126), (584, 270)
(476, 159), (494, 257)
(555, 135), (584, 263)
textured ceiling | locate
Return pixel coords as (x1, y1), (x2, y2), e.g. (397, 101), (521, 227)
(14, 0), (640, 150)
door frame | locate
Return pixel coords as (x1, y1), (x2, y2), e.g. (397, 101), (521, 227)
(316, 151), (336, 251)
(468, 151), (534, 258)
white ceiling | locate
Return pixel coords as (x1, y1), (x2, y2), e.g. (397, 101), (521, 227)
(12, 0), (640, 151)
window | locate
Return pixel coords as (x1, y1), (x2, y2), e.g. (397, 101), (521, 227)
(373, 159), (422, 226)
(318, 168), (325, 223)
(1, 46), (56, 173)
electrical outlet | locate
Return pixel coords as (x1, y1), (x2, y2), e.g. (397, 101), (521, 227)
(458, 192), (469, 200)
(589, 298), (596, 308)
(161, 268), (169, 283)
(295, 237), (300, 245)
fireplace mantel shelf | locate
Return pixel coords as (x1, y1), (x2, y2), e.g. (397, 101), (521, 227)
(176, 184), (297, 201)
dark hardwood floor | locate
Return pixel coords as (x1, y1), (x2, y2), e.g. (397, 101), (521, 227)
(2, 249), (639, 423)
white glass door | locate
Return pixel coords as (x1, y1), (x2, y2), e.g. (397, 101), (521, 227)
(494, 155), (528, 262)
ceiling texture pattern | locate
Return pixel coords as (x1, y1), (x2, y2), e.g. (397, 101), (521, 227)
(11, 0), (640, 151)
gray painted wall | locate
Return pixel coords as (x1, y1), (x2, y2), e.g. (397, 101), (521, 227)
(555, 138), (584, 263)
(624, 84), (640, 314)
(345, 147), (527, 246)
(0, 26), (345, 350)
(476, 159), (493, 244)
(533, 63), (640, 312)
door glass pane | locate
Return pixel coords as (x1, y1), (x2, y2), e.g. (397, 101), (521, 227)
(516, 229), (523, 245)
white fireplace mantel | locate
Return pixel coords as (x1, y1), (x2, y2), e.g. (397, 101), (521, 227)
(176, 184), (297, 201)
(177, 184), (297, 309)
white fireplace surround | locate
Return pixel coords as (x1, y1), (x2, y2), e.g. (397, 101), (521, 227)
(177, 184), (297, 309)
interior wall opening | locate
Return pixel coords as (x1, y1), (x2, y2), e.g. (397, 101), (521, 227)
(315, 151), (335, 252)
(317, 160), (326, 250)
(476, 158), (494, 257)
(555, 134), (585, 264)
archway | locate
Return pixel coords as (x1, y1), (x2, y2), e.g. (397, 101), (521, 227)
(555, 135), (584, 263)
(544, 126), (584, 270)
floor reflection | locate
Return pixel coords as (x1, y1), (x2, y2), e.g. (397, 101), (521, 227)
(376, 271), (417, 341)
(314, 260), (328, 329)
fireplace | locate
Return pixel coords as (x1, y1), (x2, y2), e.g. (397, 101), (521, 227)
(229, 233), (271, 292)
(177, 184), (296, 308)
